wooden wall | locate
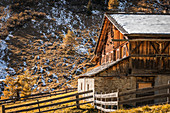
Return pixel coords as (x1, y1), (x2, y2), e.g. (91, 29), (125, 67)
(95, 16), (170, 75)
(130, 41), (170, 74)
(98, 21), (129, 65)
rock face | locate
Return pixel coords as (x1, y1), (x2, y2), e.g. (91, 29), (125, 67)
(0, 40), (9, 79)
(0, 0), (103, 93)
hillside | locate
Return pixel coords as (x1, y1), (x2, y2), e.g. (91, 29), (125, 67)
(0, 0), (105, 94)
(0, 0), (169, 95)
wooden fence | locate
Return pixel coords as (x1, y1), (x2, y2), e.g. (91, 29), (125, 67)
(94, 84), (170, 112)
(0, 88), (77, 105)
(2, 90), (93, 113)
(1, 84), (170, 113)
(94, 91), (119, 112)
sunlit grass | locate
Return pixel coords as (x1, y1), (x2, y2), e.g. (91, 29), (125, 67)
(112, 104), (170, 113)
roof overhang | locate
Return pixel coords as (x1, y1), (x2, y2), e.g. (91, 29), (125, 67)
(79, 56), (130, 78)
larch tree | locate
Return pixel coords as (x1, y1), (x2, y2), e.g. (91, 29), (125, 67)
(2, 70), (37, 100)
(108, 0), (119, 10)
(63, 30), (77, 52)
(117, 0), (170, 13)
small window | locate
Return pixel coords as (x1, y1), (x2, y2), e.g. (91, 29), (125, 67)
(123, 46), (126, 57)
(111, 52), (113, 61)
(102, 55), (105, 64)
(81, 83), (83, 90)
(106, 54), (109, 62)
(87, 84), (89, 91)
(113, 50), (116, 61)
(117, 49), (120, 60)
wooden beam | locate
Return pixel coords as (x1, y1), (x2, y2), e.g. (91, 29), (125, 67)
(112, 39), (129, 41)
(5, 90), (93, 110)
(7, 95), (93, 113)
(131, 54), (170, 57)
(162, 42), (170, 53)
(127, 34), (170, 37)
(95, 92), (118, 98)
(119, 84), (170, 97)
(131, 41), (143, 54)
(112, 39), (170, 42)
(119, 93), (170, 104)
(95, 100), (118, 105)
(150, 42), (159, 54)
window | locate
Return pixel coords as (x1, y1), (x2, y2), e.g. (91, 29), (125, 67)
(87, 84), (89, 91)
(123, 46), (126, 57)
(111, 51), (113, 61)
(106, 53), (109, 62)
(113, 50), (116, 61)
(102, 55), (105, 64)
(117, 49), (120, 60)
(120, 47), (122, 59)
(81, 83), (83, 90)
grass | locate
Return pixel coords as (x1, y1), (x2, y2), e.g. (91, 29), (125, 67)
(112, 104), (170, 113)
(0, 91), (97, 113)
(1, 91), (169, 113)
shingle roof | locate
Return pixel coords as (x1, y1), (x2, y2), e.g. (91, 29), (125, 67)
(107, 13), (170, 35)
(79, 56), (129, 77)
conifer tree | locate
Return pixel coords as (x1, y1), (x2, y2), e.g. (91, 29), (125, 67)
(87, 0), (92, 15)
(63, 30), (77, 52)
(2, 70), (37, 100)
(108, 0), (119, 10)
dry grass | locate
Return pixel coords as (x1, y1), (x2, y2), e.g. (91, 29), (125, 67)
(112, 104), (170, 113)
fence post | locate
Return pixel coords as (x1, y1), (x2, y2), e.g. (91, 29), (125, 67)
(100, 92), (102, 113)
(117, 89), (119, 110)
(76, 94), (80, 109)
(104, 92), (106, 113)
(94, 92), (97, 109)
(111, 90), (113, 110)
(2, 105), (5, 113)
(37, 99), (41, 112)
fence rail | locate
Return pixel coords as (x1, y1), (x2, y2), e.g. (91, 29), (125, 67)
(1, 84), (170, 113)
(2, 90), (93, 113)
(94, 83), (170, 112)
(0, 88), (77, 105)
(94, 91), (118, 112)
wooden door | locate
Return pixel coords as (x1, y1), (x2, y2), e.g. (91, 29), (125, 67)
(136, 77), (155, 106)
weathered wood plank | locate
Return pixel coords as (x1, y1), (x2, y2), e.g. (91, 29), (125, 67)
(5, 90), (93, 110)
(95, 100), (118, 105)
(95, 92), (118, 98)
(7, 95), (93, 113)
(119, 93), (170, 104)
(119, 84), (170, 96)
(96, 106), (116, 112)
(131, 41), (143, 54)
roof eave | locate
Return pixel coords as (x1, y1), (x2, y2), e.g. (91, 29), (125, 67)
(79, 56), (130, 78)
(94, 14), (107, 55)
(126, 34), (170, 38)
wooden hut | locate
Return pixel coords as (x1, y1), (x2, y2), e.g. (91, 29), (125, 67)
(78, 13), (170, 105)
